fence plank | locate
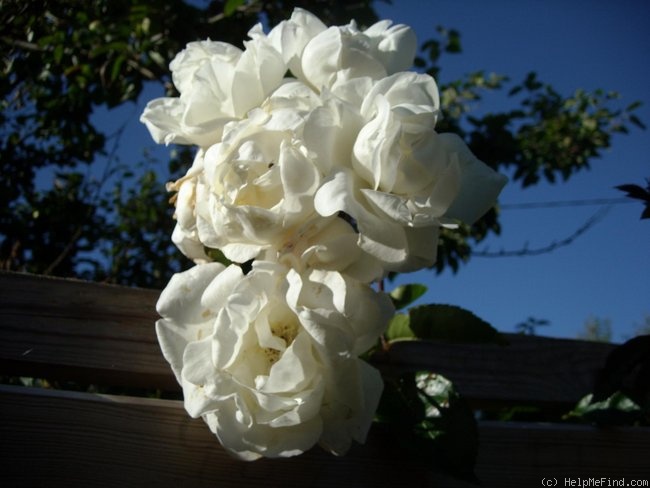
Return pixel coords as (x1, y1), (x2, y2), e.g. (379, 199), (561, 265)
(0, 272), (614, 406)
(377, 335), (615, 407)
(2, 385), (648, 488)
(0, 271), (175, 390)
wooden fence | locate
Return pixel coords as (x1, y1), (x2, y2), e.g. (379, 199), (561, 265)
(1, 271), (648, 487)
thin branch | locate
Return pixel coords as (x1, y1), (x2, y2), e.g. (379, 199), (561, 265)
(474, 207), (610, 258)
(42, 226), (84, 275)
(207, 1), (263, 23)
(1, 36), (45, 52)
(42, 113), (132, 276)
(126, 59), (156, 81)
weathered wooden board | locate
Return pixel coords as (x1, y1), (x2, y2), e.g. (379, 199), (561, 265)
(2, 386), (648, 488)
(1, 271), (615, 406)
(0, 271), (175, 390)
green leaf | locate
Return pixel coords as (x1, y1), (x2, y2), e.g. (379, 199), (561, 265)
(409, 304), (503, 344)
(445, 29), (462, 53)
(389, 283), (427, 310)
(385, 313), (415, 342)
(110, 56), (126, 83)
(565, 392), (644, 426)
(629, 114), (647, 130)
(53, 44), (64, 64)
(375, 372), (479, 483)
(224, 0), (246, 16)
(626, 100), (642, 111)
(616, 184), (649, 201)
(204, 247), (232, 266)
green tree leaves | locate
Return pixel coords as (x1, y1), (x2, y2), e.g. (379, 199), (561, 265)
(0, 0), (644, 284)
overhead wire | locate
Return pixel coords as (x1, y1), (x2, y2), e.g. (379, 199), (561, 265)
(500, 197), (633, 210)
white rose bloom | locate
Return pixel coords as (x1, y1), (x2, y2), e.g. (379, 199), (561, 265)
(265, 8), (416, 91)
(140, 35), (286, 148)
(313, 72), (507, 271)
(156, 261), (392, 459)
(194, 107), (324, 263)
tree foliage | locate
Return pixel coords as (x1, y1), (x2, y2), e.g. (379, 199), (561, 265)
(0, 0), (643, 287)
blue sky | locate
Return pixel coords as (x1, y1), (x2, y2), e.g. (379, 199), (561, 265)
(377, 0), (650, 340)
(93, 1), (649, 341)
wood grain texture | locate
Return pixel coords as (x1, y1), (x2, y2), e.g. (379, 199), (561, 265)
(377, 335), (615, 407)
(1, 271), (615, 406)
(0, 271), (175, 390)
(2, 386), (648, 488)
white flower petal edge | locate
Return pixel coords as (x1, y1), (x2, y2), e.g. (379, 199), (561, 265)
(156, 261), (392, 459)
(438, 133), (508, 224)
(140, 36), (286, 148)
(267, 9), (417, 92)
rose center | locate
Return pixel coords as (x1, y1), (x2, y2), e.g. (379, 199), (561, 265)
(270, 320), (299, 346)
(262, 307), (301, 365)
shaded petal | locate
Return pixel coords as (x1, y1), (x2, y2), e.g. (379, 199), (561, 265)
(439, 134), (509, 224)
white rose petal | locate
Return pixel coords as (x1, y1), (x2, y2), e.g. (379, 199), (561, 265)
(171, 223), (209, 263)
(266, 8), (327, 82)
(301, 23), (386, 90)
(363, 20), (417, 74)
(141, 37), (285, 148)
(170, 40), (242, 95)
(193, 108), (323, 263)
(439, 133), (509, 224)
(315, 169), (410, 269)
(156, 262), (387, 460)
(156, 262), (228, 383)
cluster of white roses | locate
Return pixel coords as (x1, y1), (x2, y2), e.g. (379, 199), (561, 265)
(142, 9), (506, 460)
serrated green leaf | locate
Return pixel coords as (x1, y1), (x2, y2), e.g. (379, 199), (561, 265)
(389, 283), (428, 310)
(385, 313), (415, 341)
(409, 304), (502, 344)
